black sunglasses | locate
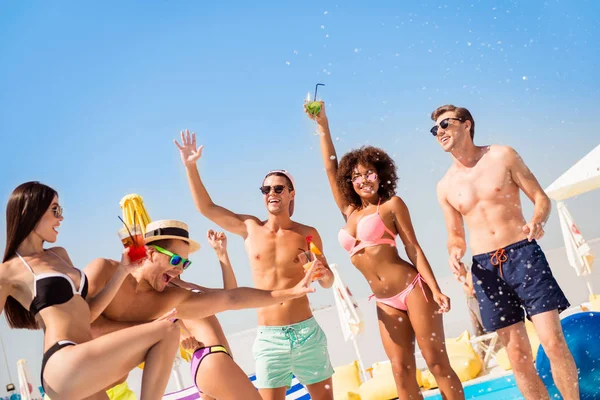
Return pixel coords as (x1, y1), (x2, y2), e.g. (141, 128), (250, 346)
(430, 117), (464, 136)
(259, 185), (290, 195)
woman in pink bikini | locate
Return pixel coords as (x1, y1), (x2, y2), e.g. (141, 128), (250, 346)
(306, 103), (464, 399)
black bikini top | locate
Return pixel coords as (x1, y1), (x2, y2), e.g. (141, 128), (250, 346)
(16, 250), (88, 315)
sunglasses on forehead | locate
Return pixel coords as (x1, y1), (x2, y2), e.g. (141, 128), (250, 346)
(259, 185), (291, 195)
(152, 245), (192, 270)
(430, 117), (464, 136)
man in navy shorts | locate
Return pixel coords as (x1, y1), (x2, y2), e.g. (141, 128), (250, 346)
(432, 104), (579, 400)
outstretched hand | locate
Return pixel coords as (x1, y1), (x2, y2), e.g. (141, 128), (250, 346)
(174, 129), (204, 167)
(290, 262), (318, 298)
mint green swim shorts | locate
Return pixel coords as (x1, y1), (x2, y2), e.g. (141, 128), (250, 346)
(252, 316), (334, 389)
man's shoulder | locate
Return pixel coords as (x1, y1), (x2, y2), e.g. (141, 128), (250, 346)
(437, 168), (454, 191)
(241, 214), (262, 224)
(245, 215), (268, 231)
(487, 144), (517, 158)
(87, 257), (120, 269)
(290, 220), (319, 234)
(84, 258), (120, 277)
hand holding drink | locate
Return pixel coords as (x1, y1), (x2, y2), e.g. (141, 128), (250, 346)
(298, 237), (325, 281)
(299, 252), (323, 282)
(117, 223), (147, 263)
(305, 83), (325, 116)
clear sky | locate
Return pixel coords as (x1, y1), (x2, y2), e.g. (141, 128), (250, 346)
(1, 0), (599, 390)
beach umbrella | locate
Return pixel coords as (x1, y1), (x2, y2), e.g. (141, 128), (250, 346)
(329, 263), (369, 382)
(556, 202), (594, 295)
(545, 144), (599, 297)
(545, 144), (600, 200)
(17, 359), (42, 400)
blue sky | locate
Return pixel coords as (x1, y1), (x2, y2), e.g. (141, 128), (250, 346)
(1, 0), (599, 390)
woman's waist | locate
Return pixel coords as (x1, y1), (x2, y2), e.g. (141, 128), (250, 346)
(41, 310), (93, 350)
(350, 245), (406, 266)
(43, 328), (93, 351)
(355, 260), (421, 297)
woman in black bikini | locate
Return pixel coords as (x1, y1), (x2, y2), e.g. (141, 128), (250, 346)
(0, 181), (185, 399)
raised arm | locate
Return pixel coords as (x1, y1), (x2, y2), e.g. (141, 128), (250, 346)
(168, 278), (212, 293)
(175, 263), (318, 320)
(207, 230), (238, 289)
(174, 130), (255, 238)
(436, 181), (467, 276)
(169, 230), (239, 293)
(304, 102), (354, 218)
(504, 146), (551, 241)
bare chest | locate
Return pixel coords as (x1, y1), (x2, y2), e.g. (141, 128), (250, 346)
(244, 228), (309, 282)
(103, 288), (170, 322)
(445, 162), (515, 215)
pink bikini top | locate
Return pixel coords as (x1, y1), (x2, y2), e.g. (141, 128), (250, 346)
(338, 200), (396, 257)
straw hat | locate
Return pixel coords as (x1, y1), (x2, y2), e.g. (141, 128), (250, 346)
(144, 219), (201, 253)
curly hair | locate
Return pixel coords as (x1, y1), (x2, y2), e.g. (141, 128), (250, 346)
(336, 146), (398, 207)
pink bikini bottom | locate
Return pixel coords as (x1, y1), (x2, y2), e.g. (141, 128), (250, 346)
(369, 273), (428, 311)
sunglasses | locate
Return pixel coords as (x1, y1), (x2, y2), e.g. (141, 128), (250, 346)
(351, 171), (378, 185)
(152, 245), (192, 270)
(430, 117), (464, 136)
(51, 205), (63, 219)
(259, 185), (290, 195)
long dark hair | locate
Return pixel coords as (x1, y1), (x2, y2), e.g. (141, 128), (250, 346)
(3, 181), (58, 329)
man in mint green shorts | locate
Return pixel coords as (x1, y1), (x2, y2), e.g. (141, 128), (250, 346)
(175, 130), (335, 400)
(253, 315), (332, 392)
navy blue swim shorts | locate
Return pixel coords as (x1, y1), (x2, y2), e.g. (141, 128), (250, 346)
(471, 239), (570, 332)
